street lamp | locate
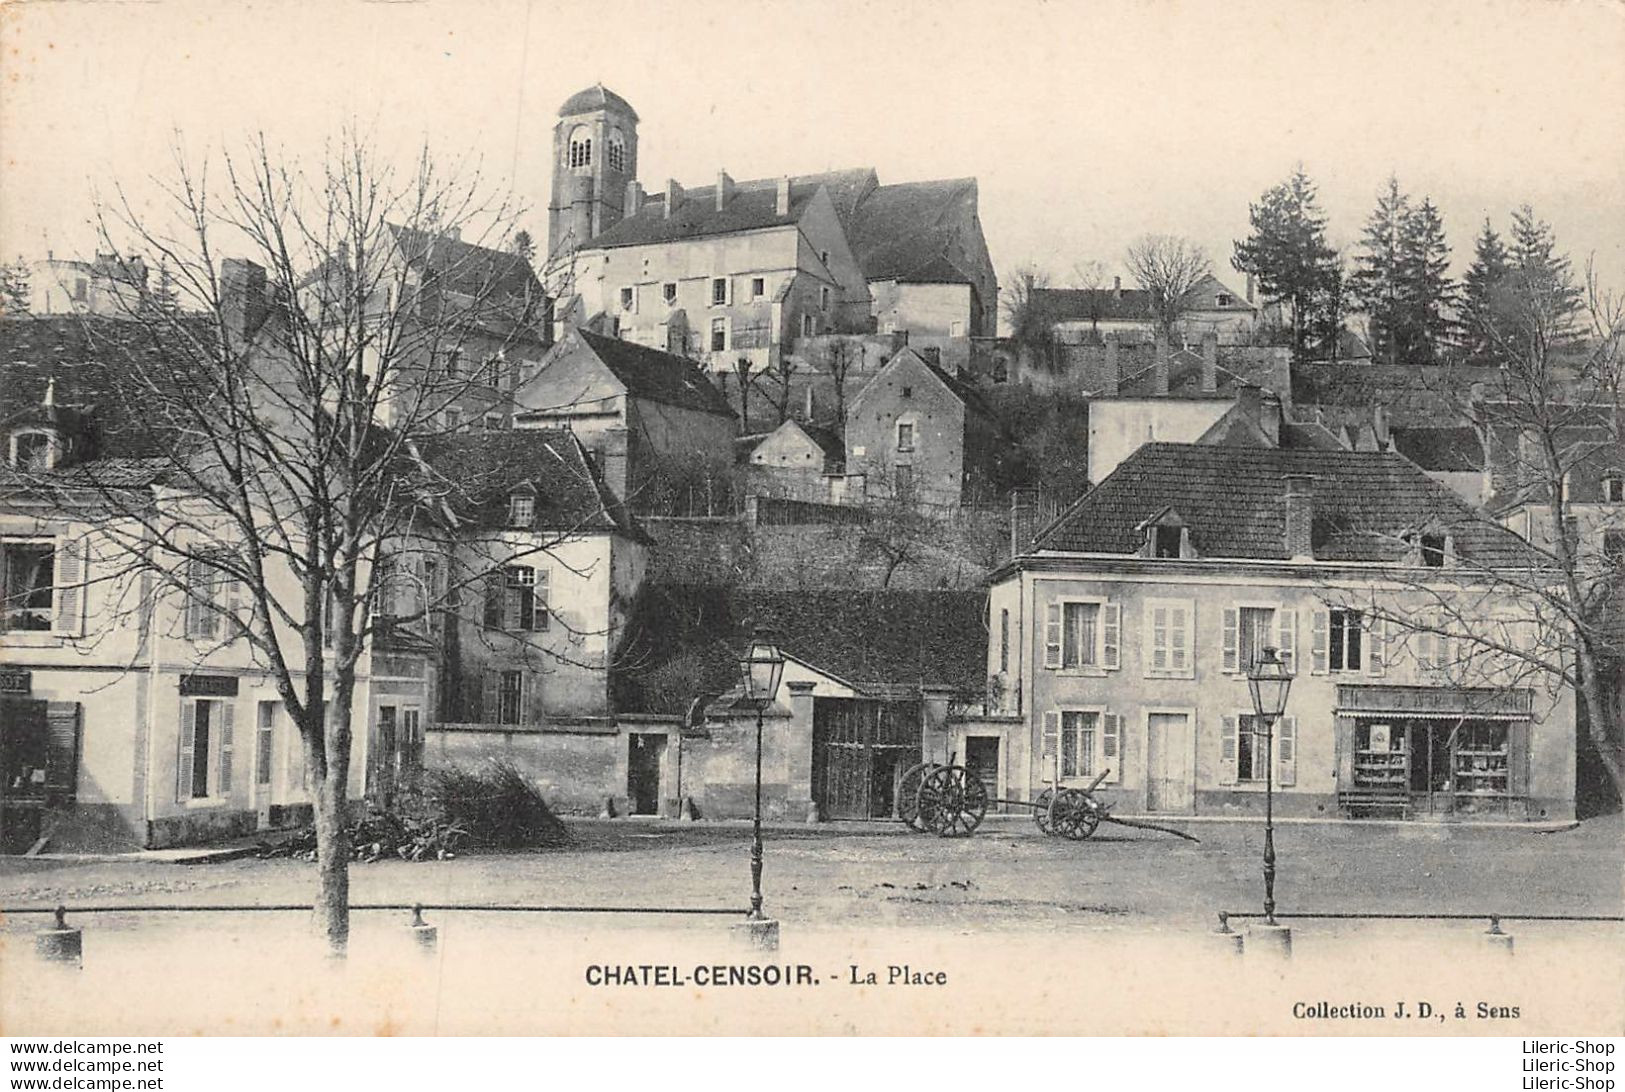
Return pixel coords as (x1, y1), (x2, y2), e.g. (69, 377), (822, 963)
(1247, 645), (1293, 926)
(738, 627), (785, 921)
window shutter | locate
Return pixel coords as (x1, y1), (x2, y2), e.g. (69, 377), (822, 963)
(1041, 711), (1060, 783)
(534, 569), (550, 630)
(226, 575), (243, 636)
(1102, 602), (1121, 670)
(178, 700), (196, 802)
(1276, 608), (1297, 674)
(523, 671), (546, 726)
(724, 277), (734, 305)
(43, 702), (81, 799)
(483, 574), (503, 629)
(1101, 713), (1122, 784)
(1365, 617), (1388, 677)
(218, 702), (236, 797)
(1171, 605), (1189, 672)
(1311, 610), (1329, 675)
(1220, 714), (1238, 786)
(1221, 607), (1239, 673)
(481, 670), (500, 723)
(1508, 721), (1531, 801)
(1043, 603), (1062, 670)
(1276, 715), (1296, 787)
(52, 536), (84, 636)
(1148, 605), (1168, 673)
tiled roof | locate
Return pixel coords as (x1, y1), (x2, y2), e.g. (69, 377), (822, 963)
(1032, 443), (1544, 567)
(386, 223), (543, 303)
(611, 583), (988, 714)
(558, 84), (638, 120)
(576, 330), (735, 418)
(1033, 286), (1154, 324)
(848, 179), (979, 286)
(418, 429), (644, 539)
(584, 169), (877, 251)
(1114, 349), (1290, 400)
(1389, 426), (1485, 472)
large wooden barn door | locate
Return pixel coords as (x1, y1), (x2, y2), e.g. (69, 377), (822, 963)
(812, 699), (921, 820)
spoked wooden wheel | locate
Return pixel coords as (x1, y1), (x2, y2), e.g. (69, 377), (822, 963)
(921, 766), (987, 837)
(1033, 787), (1056, 834)
(1053, 788), (1103, 841)
(898, 762), (940, 832)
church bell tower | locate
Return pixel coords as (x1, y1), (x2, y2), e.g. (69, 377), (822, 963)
(547, 84), (639, 263)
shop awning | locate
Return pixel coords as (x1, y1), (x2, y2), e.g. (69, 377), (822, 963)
(1335, 684), (1533, 719)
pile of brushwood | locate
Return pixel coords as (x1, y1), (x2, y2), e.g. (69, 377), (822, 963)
(259, 759), (570, 863)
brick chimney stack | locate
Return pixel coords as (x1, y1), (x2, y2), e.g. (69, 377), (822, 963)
(1282, 474), (1315, 560)
(775, 176), (791, 216)
(663, 179), (685, 220)
(219, 258), (268, 341)
(1153, 332), (1170, 396)
(1260, 391), (1282, 447)
(1102, 335), (1120, 396)
(1201, 333), (1218, 394)
(715, 170), (735, 212)
(625, 180), (644, 217)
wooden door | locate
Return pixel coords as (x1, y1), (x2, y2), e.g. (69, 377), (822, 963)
(1145, 713), (1194, 814)
(627, 733), (666, 815)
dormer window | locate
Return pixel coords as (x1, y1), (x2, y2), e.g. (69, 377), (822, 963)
(1420, 534), (1448, 568)
(1216, 293), (1234, 307)
(1153, 526), (1183, 559)
(1404, 528), (1453, 568)
(1605, 473), (1624, 503)
(1136, 508), (1194, 559)
(10, 429), (59, 472)
(507, 489), (535, 528)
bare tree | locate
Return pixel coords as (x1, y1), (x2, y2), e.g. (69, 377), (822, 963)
(9, 131), (598, 954)
(1124, 234), (1212, 337)
(1000, 264), (1056, 371)
(1067, 259), (1111, 342)
(813, 336), (862, 425)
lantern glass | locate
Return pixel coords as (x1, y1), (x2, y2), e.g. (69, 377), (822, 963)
(1247, 646), (1293, 720)
(740, 629), (785, 706)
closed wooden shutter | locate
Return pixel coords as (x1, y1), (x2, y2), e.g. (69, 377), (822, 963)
(534, 569), (550, 630)
(1102, 603), (1121, 670)
(52, 537), (84, 636)
(1365, 617), (1388, 677)
(523, 671), (545, 726)
(1169, 604), (1189, 673)
(1220, 714), (1239, 786)
(1149, 605), (1168, 672)
(178, 699), (196, 801)
(481, 670), (500, 723)
(1276, 715), (1297, 787)
(1221, 607), (1239, 672)
(483, 574), (503, 629)
(1041, 711), (1060, 783)
(43, 702), (81, 799)
(1310, 610), (1329, 675)
(1101, 713), (1122, 784)
(1508, 720), (1532, 802)
(1043, 604), (1062, 669)
(217, 703), (236, 796)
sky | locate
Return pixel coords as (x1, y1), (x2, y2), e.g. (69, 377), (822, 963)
(3, 0), (1623, 300)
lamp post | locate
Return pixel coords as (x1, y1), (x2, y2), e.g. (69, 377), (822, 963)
(1246, 645), (1293, 926)
(738, 628), (785, 921)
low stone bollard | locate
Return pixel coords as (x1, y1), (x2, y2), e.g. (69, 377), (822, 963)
(1210, 912), (1243, 957)
(408, 905), (438, 953)
(1246, 921), (1292, 959)
(730, 916), (781, 951)
(679, 796), (697, 822)
(35, 905), (83, 967)
(599, 797), (618, 819)
(805, 801), (821, 824)
(1484, 916), (1515, 956)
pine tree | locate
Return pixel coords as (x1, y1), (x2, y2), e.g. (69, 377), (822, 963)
(0, 256), (31, 316)
(1507, 204), (1581, 337)
(1232, 165), (1340, 359)
(1461, 219), (1511, 366)
(1396, 197), (1455, 364)
(1348, 176), (1410, 364)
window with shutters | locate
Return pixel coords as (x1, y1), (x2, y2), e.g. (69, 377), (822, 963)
(1059, 710), (1096, 778)
(710, 317), (728, 352)
(1228, 712), (1295, 787)
(9, 429), (59, 471)
(498, 670), (524, 725)
(508, 490), (536, 528)
(178, 697), (234, 800)
(256, 701), (276, 787)
(1144, 598), (1194, 678)
(1, 539), (55, 631)
(1415, 620), (1451, 671)
(485, 565), (549, 632)
(998, 609), (1010, 673)
(1043, 597), (1121, 673)
(710, 277), (729, 306)
(184, 554), (240, 641)
(1236, 713), (1267, 782)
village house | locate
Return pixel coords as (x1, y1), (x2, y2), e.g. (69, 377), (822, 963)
(27, 253), (154, 318)
(544, 86), (997, 375)
(510, 328), (737, 513)
(1036, 273), (1261, 350)
(843, 346), (1015, 509)
(973, 443), (1576, 824)
(737, 419), (853, 506)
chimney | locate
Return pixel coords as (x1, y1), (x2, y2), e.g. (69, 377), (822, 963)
(663, 179), (685, 220)
(1245, 272), (1255, 303)
(715, 170), (735, 212)
(219, 257), (268, 340)
(625, 180), (644, 217)
(1201, 333), (1218, 394)
(1282, 475), (1315, 560)
(1260, 390), (1282, 447)
(1153, 332), (1169, 396)
(1372, 403), (1389, 447)
(1113, 275), (1123, 299)
(803, 383), (815, 422)
(1102, 335), (1120, 395)
(775, 176), (791, 216)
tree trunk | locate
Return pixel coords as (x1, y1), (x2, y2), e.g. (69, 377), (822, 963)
(1577, 642), (1625, 798)
(312, 772), (351, 955)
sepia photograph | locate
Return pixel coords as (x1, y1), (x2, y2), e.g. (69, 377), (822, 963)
(0, 0), (1621, 1060)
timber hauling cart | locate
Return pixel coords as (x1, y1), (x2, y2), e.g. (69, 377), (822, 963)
(895, 761), (1200, 843)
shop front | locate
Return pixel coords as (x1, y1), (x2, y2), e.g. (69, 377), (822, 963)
(1336, 684), (1534, 820)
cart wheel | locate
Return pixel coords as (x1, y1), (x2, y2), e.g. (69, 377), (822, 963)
(899, 762), (939, 832)
(923, 766), (986, 838)
(1054, 789), (1103, 841)
(1073, 793), (1104, 841)
(1033, 787), (1056, 834)
(912, 764), (948, 833)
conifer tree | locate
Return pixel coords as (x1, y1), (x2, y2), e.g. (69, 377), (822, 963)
(0, 256), (31, 316)
(1461, 219), (1511, 365)
(1348, 176), (1410, 364)
(1396, 197), (1455, 363)
(1232, 165), (1340, 359)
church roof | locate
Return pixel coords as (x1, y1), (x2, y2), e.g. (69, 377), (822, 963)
(584, 169), (877, 251)
(558, 84), (638, 121)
